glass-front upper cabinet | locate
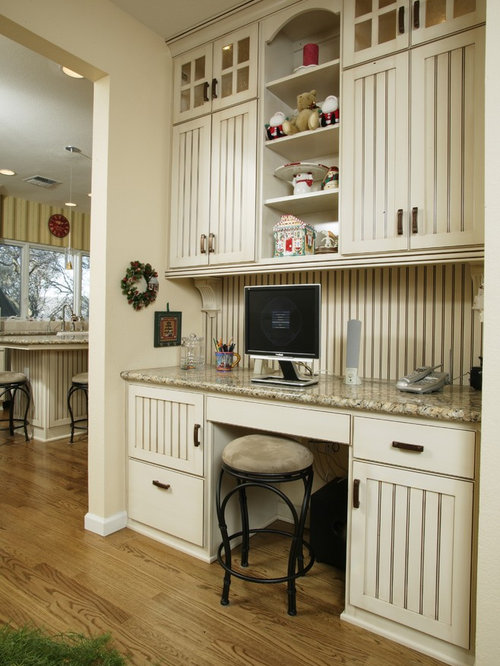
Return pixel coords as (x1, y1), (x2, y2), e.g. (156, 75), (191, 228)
(343, 0), (485, 67)
(173, 24), (258, 124)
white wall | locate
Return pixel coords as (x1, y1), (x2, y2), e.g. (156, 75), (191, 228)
(0, 0), (201, 530)
(475, 2), (500, 663)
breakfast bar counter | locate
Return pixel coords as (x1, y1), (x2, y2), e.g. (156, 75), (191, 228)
(1, 334), (88, 441)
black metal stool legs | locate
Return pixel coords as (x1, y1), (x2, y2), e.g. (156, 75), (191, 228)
(0, 379), (31, 442)
(216, 464), (315, 616)
(67, 381), (88, 443)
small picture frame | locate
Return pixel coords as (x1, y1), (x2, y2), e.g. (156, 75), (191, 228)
(154, 311), (182, 347)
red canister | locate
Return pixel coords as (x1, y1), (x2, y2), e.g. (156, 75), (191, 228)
(303, 43), (319, 66)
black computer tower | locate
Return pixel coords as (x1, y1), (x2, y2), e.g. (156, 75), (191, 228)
(309, 477), (348, 570)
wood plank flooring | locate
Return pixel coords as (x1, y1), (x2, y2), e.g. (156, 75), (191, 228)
(0, 429), (446, 665)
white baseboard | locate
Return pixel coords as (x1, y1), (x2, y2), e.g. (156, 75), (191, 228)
(84, 510), (128, 536)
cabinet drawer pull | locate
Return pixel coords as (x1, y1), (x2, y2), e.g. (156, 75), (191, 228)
(392, 440), (424, 453)
(353, 478), (360, 508)
(411, 206), (418, 233)
(208, 233), (215, 253)
(397, 208), (403, 235)
(413, 1), (420, 29)
(193, 423), (201, 447)
(152, 479), (171, 490)
(203, 81), (210, 102)
(211, 78), (218, 99)
(200, 234), (207, 254)
(398, 6), (405, 34)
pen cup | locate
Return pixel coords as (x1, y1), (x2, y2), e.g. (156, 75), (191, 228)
(215, 351), (241, 372)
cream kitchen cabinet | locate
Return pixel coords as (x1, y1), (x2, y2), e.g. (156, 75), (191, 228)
(127, 384), (205, 548)
(169, 99), (257, 268)
(341, 27), (484, 255)
(348, 415), (476, 649)
(172, 24), (258, 124)
(343, 0), (485, 68)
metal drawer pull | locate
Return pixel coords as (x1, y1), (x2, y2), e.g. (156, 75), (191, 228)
(200, 234), (207, 253)
(353, 478), (360, 508)
(398, 6), (405, 33)
(211, 78), (218, 99)
(193, 423), (201, 447)
(208, 232), (215, 253)
(413, 1), (420, 29)
(411, 206), (418, 233)
(152, 479), (171, 490)
(392, 440), (424, 453)
(397, 208), (403, 235)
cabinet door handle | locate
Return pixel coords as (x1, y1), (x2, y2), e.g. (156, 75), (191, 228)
(353, 478), (360, 509)
(152, 479), (171, 490)
(193, 423), (201, 447)
(398, 6), (405, 34)
(413, 1), (420, 29)
(208, 233), (215, 253)
(411, 206), (418, 233)
(200, 234), (207, 254)
(397, 208), (403, 235)
(392, 440), (424, 453)
(203, 81), (210, 102)
(211, 78), (218, 99)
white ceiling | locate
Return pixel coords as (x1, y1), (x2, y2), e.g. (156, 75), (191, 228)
(0, 1), (253, 216)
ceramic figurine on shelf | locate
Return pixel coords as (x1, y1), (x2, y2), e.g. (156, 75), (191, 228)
(320, 95), (339, 126)
(292, 172), (314, 195)
(322, 166), (339, 191)
(316, 230), (338, 254)
(265, 111), (287, 140)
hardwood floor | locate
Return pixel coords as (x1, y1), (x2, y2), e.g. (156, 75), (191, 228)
(0, 429), (446, 665)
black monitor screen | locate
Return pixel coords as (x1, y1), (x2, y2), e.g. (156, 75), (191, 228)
(244, 284), (321, 360)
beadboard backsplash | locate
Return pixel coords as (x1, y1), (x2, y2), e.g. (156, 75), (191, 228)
(204, 264), (482, 385)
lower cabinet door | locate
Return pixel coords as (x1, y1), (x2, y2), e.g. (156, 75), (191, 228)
(128, 459), (204, 547)
(349, 461), (473, 648)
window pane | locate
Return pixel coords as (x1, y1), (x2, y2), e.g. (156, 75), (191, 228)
(378, 9), (397, 44)
(356, 0), (373, 18)
(237, 37), (250, 64)
(454, 0), (475, 18)
(81, 255), (90, 320)
(0, 243), (21, 317)
(222, 44), (233, 70)
(355, 19), (372, 51)
(29, 247), (73, 319)
(426, 0), (447, 26)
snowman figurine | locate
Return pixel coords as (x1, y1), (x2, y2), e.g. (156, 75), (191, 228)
(292, 172), (314, 195)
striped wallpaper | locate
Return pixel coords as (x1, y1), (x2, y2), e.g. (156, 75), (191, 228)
(204, 263), (482, 385)
(1, 195), (90, 252)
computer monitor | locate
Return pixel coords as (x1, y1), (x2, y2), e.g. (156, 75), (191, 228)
(244, 283), (321, 387)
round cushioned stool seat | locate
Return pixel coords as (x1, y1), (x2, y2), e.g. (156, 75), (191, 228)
(71, 372), (88, 385)
(222, 434), (313, 474)
(0, 371), (28, 385)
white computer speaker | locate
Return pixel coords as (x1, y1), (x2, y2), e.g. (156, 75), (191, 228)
(345, 319), (362, 385)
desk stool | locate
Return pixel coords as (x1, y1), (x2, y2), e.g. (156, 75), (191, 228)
(67, 372), (88, 443)
(216, 433), (315, 615)
(0, 371), (31, 441)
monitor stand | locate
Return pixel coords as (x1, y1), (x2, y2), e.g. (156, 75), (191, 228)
(251, 360), (318, 388)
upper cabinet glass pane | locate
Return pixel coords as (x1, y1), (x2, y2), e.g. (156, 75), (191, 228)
(379, 0), (396, 7)
(181, 62), (191, 85)
(454, 0), (476, 18)
(425, 0), (447, 26)
(355, 19), (372, 52)
(194, 57), (206, 81)
(237, 37), (250, 64)
(379, 10), (397, 44)
(356, 0), (373, 18)
(222, 44), (233, 70)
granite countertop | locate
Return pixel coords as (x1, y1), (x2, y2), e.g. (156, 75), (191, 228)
(0, 333), (88, 348)
(120, 366), (482, 424)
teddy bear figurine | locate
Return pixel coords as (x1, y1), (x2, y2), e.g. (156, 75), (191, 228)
(282, 90), (320, 135)
(265, 111), (287, 140)
(320, 95), (339, 126)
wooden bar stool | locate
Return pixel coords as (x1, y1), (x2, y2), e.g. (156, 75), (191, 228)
(67, 372), (88, 443)
(0, 371), (31, 441)
(216, 433), (315, 615)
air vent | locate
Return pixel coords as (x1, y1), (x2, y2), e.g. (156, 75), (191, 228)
(23, 175), (61, 188)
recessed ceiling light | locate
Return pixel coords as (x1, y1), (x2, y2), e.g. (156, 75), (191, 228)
(0, 168), (16, 176)
(61, 66), (84, 79)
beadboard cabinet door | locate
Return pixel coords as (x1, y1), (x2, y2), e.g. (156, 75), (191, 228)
(350, 460), (473, 648)
(169, 100), (257, 268)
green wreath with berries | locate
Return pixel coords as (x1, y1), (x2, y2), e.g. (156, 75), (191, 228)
(121, 261), (159, 311)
